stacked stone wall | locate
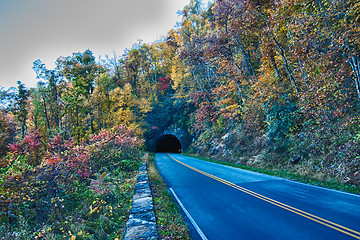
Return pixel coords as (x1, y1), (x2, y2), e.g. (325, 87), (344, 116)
(124, 164), (158, 240)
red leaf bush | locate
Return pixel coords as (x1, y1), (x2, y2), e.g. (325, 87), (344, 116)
(0, 125), (144, 235)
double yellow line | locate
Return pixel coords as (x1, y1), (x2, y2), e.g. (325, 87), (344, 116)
(168, 153), (360, 239)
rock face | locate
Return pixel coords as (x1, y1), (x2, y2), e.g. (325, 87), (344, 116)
(124, 164), (159, 240)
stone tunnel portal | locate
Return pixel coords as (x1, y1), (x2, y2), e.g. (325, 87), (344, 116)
(155, 134), (182, 153)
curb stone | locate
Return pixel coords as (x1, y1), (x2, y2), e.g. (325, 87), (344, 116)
(124, 163), (159, 240)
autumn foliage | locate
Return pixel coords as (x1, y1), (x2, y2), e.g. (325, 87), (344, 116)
(0, 125), (143, 238)
(1, 0), (360, 236)
(172, 0), (360, 187)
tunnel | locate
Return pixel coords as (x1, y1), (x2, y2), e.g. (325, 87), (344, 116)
(155, 134), (182, 153)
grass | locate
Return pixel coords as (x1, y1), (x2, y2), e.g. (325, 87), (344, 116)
(147, 153), (191, 240)
(183, 153), (360, 195)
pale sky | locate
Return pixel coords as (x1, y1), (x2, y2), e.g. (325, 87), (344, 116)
(0, 0), (211, 90)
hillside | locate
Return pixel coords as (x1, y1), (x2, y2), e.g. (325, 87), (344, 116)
(1, 0), (360, 238)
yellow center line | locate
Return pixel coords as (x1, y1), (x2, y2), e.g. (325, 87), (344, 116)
(168, 153), (360, 239)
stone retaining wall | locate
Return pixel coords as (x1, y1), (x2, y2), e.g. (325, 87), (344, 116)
(124, 163), (159, 240)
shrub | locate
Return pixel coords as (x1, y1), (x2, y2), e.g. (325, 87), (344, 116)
(89, 125), (144, 172)
(0, 125), (144, 239)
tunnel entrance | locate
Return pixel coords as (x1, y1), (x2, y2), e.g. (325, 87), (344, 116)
(155, 134), (182, 153)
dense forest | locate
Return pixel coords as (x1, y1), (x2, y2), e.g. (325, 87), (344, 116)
(1, 0), (360, 238)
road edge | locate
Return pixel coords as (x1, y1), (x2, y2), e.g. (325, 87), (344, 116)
(169, 187), (208, 240)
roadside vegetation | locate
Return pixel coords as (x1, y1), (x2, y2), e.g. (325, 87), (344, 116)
(147, 154), (190, 239)
(0, 126), (143, 239)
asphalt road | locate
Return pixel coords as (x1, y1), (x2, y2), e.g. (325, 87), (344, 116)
(155, 153), (360, 240)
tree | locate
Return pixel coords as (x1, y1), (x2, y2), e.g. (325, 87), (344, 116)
(89, 73), (115, 130)
(56, 50), (105, 142)
(32, 59), (62, 136)
(123, 48), (142, 118)
(13, 81), (29, 140)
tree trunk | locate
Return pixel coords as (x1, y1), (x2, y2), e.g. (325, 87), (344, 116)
(272, 34), (299, 94)
(42, 93), (51, 135)
(21, 118), (26, 140)
(262, 15), (299, 94)
(234, 38), (257, 82)
(348, 55), (360, 102)
(133, 75), (137, 119)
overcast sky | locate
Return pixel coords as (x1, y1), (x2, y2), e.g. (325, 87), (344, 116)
(0, 0), (210, 90)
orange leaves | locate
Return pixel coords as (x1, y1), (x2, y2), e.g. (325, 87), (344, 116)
(43, 133), (90, 177)
(211, 82), (242, 119)
(112, 125), (144, 149)
(88, 128), (114, 148)
(41, 125), (143, 178)
(44, 155), (62, 165)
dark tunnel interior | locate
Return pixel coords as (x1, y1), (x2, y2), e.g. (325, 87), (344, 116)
(155, 134), (182, 153)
